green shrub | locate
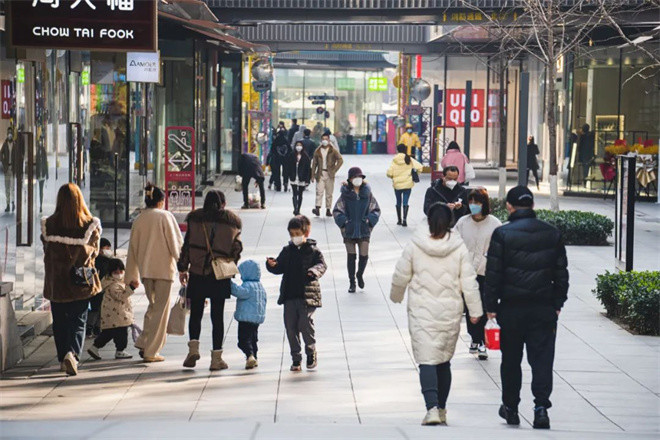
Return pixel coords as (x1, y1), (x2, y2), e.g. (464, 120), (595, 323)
(489, 198), (613, 246)
(593, 271), (660, 335)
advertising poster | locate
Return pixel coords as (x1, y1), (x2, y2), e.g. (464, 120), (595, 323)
(165, 126), (195, 229)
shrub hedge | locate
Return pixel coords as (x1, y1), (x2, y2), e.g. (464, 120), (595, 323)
(489, 198), (613, 246)
(593, 271), (660, 335)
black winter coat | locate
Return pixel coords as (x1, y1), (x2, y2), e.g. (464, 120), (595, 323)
(484, 209), (569, 313)
(301, 137), (317, 158)
(423, 180), (469, 221)
(285, 152), (311, 185)
(269, 133), (291, 166)
(238, 153), (264, 180)
(266, 239), (327, 307)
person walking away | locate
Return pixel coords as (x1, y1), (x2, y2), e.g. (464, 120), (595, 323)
(526, 136), (541, 189)
(268, 127), (291, 191)
(485, 186), (569, 430)
(286, 142), (312, 215)
(126, 184), (183, 363)
(577, 124), (595, 184)
(1, 126), (21, 212)
(87, 238), (113, 338)
(231, 260), (267, 369)
(423, 166), (468, 223)
(87, 258), (135, 360)
(311, 134), (343, 217)
(239, 153), (266, 209)
(398, 123), (421, 158)
(290, 124), (307, 149)
(266, 216), (327, 371)
(390, 203), (482, 426)
(287, 118), (299, 146)
(387, 144), (423, 227)
(333, 167), (381, 293)
(455, 189), (501, 360)
(179, 190), (243, 370)
(301, 129), (317, 158)
(42, 183), (103, 375)
(441, 141), (470, 184)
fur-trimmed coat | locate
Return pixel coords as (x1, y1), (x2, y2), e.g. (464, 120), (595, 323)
(41, 216), (102, 303)
(177, 208), (243, 277)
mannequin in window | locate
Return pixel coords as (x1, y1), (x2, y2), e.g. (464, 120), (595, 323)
(36, 135), (49, 213)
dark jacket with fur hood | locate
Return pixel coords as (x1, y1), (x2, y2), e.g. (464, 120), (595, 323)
(177, 208), (243, 277)
(41, 216), (102, 303)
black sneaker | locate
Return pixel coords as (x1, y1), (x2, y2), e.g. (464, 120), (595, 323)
(312, 207), (320, 217)
(348, 283), (356, 293)
(533, 407), (550, 429)
(469, 342), (479, 354)
(290, 361), (302, 372)
(325, 209), (332, 217)
(306, 352), (317, 369)
(499, 404), (520, 426)
(241, 204), (249, 209)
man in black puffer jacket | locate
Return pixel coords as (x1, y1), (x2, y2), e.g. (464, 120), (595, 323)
(485, 186), (569, 431)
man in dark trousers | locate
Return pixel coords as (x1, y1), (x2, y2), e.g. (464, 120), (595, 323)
(485, 186), (569, 430)
(422, 165), (469, 222)
(238, 153), (266, 209)
(287, 118), (300, 146)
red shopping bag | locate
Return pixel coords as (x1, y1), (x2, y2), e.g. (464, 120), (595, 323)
(484, 318), (501, 350)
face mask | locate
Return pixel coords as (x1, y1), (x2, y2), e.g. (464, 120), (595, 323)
(445, 179), (457, 189)
(321, 140), (329, 147)
(352, 177), (363, 187)
(407, 129), (413, 134)
(469, 204), (482, 215)
(102, 249), (113, 257)
(295, 145), (303, 152)
(112, 272), (124, 281)
(291, 236), (305, 246)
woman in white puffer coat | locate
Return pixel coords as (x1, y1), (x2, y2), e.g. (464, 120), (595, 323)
(390, 202), (483, 426)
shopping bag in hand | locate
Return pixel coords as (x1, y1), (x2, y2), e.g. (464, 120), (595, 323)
(484, 318), (501, 350)
(166, 287), (189, 336)
(129, 323), (143, 343)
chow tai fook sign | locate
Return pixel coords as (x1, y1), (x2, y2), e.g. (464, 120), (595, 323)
(446, 89), (485, 128)
(165, 126), (195, 229)
(8, 0), (157, 52)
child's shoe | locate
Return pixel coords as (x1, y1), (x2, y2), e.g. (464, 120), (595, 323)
(87, 345), (101, 360)
(183, 340), (201, 368)
(306, 351), (317, 369)
(245, 355), (257, 370)
(115, 350), (133, 359)
(210, 350), (228, 371)
(290, 361), (302, 372)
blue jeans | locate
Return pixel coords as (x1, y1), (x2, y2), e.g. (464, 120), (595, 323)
(50, 299), (90, 362)
(394, 189), (412, 207)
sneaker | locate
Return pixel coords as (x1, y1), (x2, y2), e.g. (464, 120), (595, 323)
(63, 352), (78, 376)
(306, 352), (317, 369)
(115, 350), (133, 359)
(438, 408), (447, 424)
(87, 346), (102, 360)
(241, 204), (249, 209)
(325, 209), (332, 217)
(290, 361), (302, 372)
(348, 283), (356, 293)
(312, 207), (320, 217)
(477, 344), (488, 360)
(260, 204), (266, 209)
(421, 407), (442, 426)
(469, 342), (479, 354)
(533, 407), (550, 429)
(499, 404), (520, 425)
(246, 355), (257, 370)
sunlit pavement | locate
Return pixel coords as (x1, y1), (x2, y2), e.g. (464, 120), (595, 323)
(1, 155), (658, 439)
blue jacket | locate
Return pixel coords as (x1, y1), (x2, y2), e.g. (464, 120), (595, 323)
(333, 183), (381, 240)
(231, 260), (267, 324)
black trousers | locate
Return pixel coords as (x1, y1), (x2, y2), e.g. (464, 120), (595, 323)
(187, 274), (230, 350)
(291, 184), (304, 213)
(527, 167), (540, 187)
(499, 304), (557, 410)
(466, 275), (487, 344)
(237, 321), (260, 358)
(51, 299), (89, 362)
(419, 362), (452, 410)
(93, 326), (128, 351)
(242, 177), (266, 206)
(271, 162), (288, 190)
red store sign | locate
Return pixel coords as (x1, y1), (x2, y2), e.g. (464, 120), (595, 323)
(165, 126), (195, 229)
(1, 81), (12, 120)
(446, 89), (485, 128)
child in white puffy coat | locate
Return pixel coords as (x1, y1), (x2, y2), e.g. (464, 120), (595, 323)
(390, 202), (483, 426)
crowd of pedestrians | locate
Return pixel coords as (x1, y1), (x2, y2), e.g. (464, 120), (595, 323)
(41, 126), (568, 430)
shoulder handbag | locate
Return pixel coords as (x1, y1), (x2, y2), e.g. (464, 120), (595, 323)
(464, 161), (476, 181)
(202, 222), (239, 280)
(66, 244), (97, 287)
(411, 167), (420, 183)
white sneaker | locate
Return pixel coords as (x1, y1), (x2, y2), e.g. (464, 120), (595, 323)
(478, 344), (488, 360)
(63, 352), (78, 376)
(87, 346), (101, 360)
(469, 342), (479, 354)
(115, 350), (133, 359)
(422, 407), (442, 426)
(245, 355), (257, 370)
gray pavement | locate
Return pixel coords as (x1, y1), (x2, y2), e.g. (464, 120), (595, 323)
(1, 155), (659, 439)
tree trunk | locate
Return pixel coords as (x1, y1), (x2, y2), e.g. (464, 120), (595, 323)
(498, 56), (508, 201)
(546, 24), (560, 211)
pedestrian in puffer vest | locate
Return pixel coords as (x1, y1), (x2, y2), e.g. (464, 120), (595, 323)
(387, 143), (424, 227)
(231, 260), (267, 370)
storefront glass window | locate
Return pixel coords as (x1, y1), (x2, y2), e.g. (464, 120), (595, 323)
(220, 66), (235, 172)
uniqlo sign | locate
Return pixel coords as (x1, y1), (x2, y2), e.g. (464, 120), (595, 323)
(446, 89), (485, 127)
(1, 81), (12, 120)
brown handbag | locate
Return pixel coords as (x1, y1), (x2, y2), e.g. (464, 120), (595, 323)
(202, 222), (239, 280)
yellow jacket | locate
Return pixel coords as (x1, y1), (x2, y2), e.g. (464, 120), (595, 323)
(398, 132), (421, 155)
(387, 153), (424, 190)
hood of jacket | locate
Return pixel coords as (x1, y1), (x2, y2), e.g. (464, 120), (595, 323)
(238, 260), (261, 282)
(392, 153), (410, 166)
(411, 226), (463, 258)
(297, 124), (307, 134)
(340, 182), (371, 200)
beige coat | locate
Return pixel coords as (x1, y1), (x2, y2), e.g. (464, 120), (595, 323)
(390, 227), (482, 365)
(100, 276), (134, 330)
(126, 208), (183, 283)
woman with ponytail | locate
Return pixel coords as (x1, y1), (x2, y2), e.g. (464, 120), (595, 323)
(387, 143), (423, 227)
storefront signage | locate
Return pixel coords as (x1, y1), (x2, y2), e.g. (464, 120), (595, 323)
(8, 0), (157, 52)
(252, 81), (272, 92)
(446, 89), (485, 127)
(1, 81), (12, 120)
(165, 126), (195, 227)
(127, 52), (160, 83)
(403, 105), (424, 116)
(17, 67), (25, 84)
(81, 69), (90, 86)
(368, 77), (387, 92)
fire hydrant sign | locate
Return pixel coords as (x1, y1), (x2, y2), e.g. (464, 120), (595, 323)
(446, 89), (485, 128)
(165, 127), (195, 226)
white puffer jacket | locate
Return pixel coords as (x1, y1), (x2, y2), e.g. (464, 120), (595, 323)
(390, 227), (482, 365)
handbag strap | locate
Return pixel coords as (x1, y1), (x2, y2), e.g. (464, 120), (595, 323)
(201, 222), (216, 260)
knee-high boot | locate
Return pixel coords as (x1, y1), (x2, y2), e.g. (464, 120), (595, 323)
(396, 205), (402, 225)
(402, 206), (409, 227)
(347, 254), (357, 293)
(357, 256), (369, 289)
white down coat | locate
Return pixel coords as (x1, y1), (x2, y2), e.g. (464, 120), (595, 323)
(390, 227), (482, 365)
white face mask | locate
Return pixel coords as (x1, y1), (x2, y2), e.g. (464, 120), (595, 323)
(295, 145), (303, 152)
(445, 179), (458, 189)
(112, 272), (124, 281)
(291, 236), (305, 246)
(102, 249), (113, 257)
(321, 140), (329, 147)
(352, 177), (363, 187)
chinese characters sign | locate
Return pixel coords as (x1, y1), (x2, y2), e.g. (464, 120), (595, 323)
(368, 77), (387, 92)
(1, 81), (13, 120)
(165, 127), (195, 225)
(8, 0), (157, 52)
(446, 89), (485, 128)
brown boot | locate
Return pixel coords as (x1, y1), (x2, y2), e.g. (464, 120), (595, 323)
(210, 350), (228, 371)
(183, 340), (200, 368)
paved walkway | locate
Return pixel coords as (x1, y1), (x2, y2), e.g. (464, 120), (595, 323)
(1, 155), (659, 439)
